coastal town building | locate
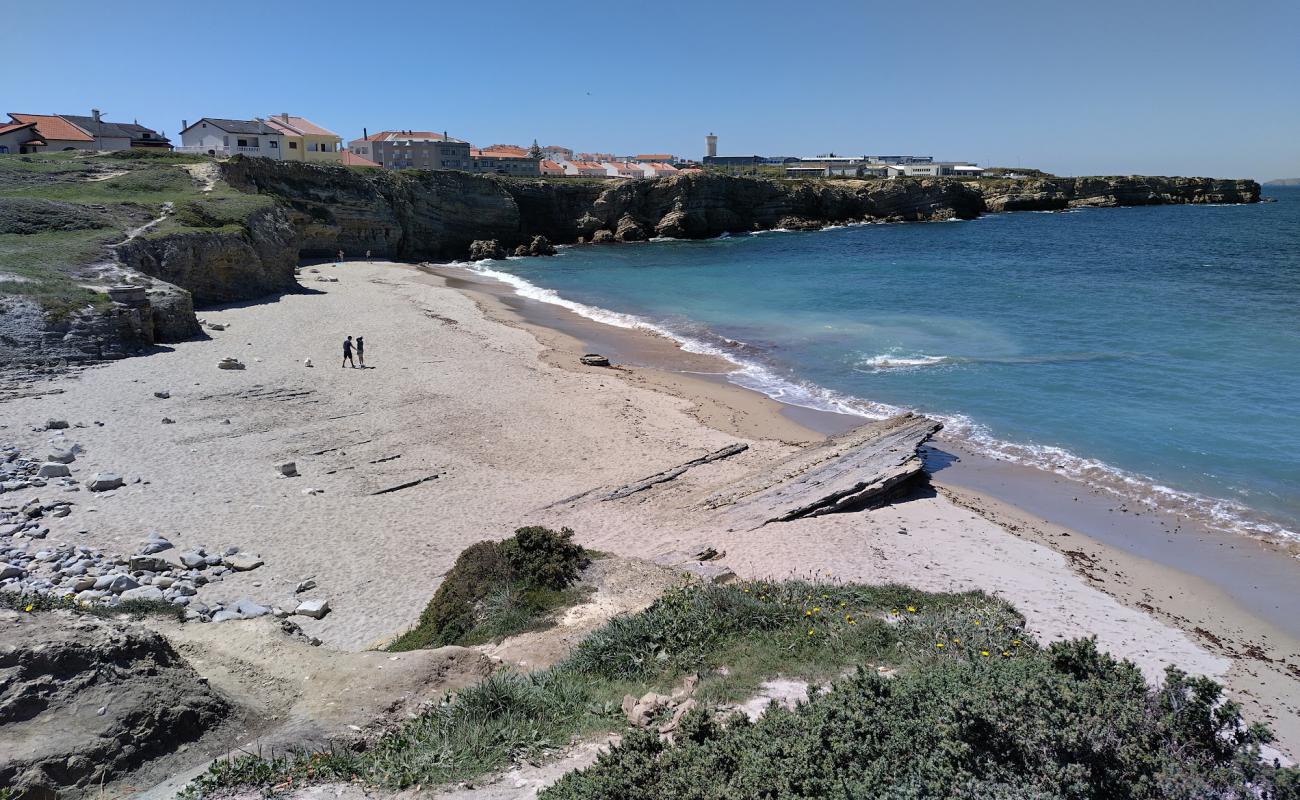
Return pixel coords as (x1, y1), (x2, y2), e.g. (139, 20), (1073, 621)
(1, 111), (167, 153)
(178, 118), (285, 158)
(539, 159), (566, 176)
(602, 161), (644, 179)
(784, 154), (983, 179)
(641, 162), (680, 178)
(263, 114), (342, 163)
(540, 145), (573, 161)
(561, 160), (610, 178)
(471, 146), (540, 176)
(347, 130), (472, 171)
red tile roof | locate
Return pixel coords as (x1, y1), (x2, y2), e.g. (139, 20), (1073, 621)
(0, 121), (37, 136)
(341, 150), (380, 167)
(539, 159), (564, 172)
(364, 130), (466, 144)
(8, 113), (93, 142)
(264, 115), (339, 138)
(634, 154), (674, 161)
(473, 148), (534, 159)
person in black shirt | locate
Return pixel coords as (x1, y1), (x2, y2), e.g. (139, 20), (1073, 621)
(342, 336), (355, 368)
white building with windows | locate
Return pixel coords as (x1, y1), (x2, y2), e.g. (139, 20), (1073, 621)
(177, 118), (285, 159)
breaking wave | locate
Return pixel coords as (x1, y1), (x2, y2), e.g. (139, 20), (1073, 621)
(449, 261), (1298, 544)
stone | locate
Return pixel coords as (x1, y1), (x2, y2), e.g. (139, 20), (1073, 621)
(129, 555), (170, 572)
(180, 551), (207, 569)
(659, 698), (698, 734)
(139, 535), (173, 554)
(579, 353), (610, 367)
(294, 598), (330, 619)
(223, 552), (263, 572)
(154, 390), (171, 399)
(591, 229), (615, 244)
(217, 358), (245, 370)
(86, 473), (124, 492)
(207, 322), (227, 331)
(276, 461), (298, 477)
(45, 419), (70, 430)
(161, 417), (176, 424)
(107, 574), (140, 593)
(47, 448), (76, 464)
(119, 585), (165, 602)
(303, 358), (313, 368)
(232, 598), (271, 618)
(37, 463), (71, 478)
(0, 563), (25, 580)
(680, 561), (737, 585)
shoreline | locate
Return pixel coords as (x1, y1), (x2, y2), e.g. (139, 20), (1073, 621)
(424, 260), (1300, 753)
(2, 257), (1295, 766)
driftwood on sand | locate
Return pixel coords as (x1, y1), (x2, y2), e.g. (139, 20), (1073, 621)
(704, 413), (941, 530)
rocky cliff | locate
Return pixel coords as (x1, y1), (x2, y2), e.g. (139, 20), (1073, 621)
(115, 205), (299, 306)
(218, 158), (1259, 261)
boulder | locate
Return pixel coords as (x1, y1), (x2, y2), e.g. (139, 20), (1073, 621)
(579, 353), (610, 367)
(526, 235), (557, 256)
(45, 419), (69, 430)
(217, 357), (245, 370)
(223, 552), (263, 571)
(179, 551), (207, 569)
(85, 473), (124, 492)
(46, 448), (76, 464)
(468, 239), (506, 260)
(591, 229), (615, 244)
(294, 598), (330, 619)
(119, 585), (165, 603)
(36, 463), (71, 479)
(276, 461), (298, 477)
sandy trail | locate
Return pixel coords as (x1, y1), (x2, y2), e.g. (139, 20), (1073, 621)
(2, 259), (1294, 757)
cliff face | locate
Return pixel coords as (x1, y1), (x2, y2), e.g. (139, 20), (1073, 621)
(116, 205), (299, 305)
(218, 158), (1258, 263)
(979, 176), (1259, 212)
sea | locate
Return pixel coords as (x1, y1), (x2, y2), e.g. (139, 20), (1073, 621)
(463, 187), (1300, 543)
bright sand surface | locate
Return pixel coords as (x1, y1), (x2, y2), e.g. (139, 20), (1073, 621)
(3, 259), (1296, 755)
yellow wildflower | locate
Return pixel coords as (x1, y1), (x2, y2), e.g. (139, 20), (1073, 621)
(935, 643), (945, 648)
(1002, 651), (1011, 657)
(813, 606), (821, 613)
(24, 603), (34, 612)
(906, 605), (917, 613)
(952, 638), (961, 644)
(980, 650), (990, 657)
(805, 610), (812, 616)
(808, 629), (815, 636)
(973, 619), (981, 626)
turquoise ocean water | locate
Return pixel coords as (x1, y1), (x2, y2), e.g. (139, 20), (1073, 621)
(465, 188), (1300, 541)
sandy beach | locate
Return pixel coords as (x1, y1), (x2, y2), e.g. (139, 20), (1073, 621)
(2, 258), (1296, 757)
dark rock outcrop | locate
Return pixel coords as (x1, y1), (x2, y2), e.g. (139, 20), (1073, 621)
(0, 297), (156, 366)
(469, 239), (507, 261)
(0, 610), (228, 799)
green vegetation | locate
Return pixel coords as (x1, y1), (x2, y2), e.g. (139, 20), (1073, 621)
(0, 589), (185, 621)
(386, 526), (591, 651)
(183, 572), (1300, 799)
(0, 150), (271, 315)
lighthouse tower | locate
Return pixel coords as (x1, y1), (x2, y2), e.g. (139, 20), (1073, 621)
(705, 132), (717, 159)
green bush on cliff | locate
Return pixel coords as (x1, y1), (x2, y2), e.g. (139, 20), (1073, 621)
(183, 576), (1299, 799)
(386, 526), (590, 651)
(546, 638), (1293, 800)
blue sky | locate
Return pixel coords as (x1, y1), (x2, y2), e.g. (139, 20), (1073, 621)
(5, 0), (1298, 179)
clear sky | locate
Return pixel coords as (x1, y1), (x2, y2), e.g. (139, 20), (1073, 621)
(5, 0), (1298, 179)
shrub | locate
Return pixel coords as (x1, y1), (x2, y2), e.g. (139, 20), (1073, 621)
(544, 638), (1298, 800)
(387, 527), (590, 651)
(502, 526), (589, 590)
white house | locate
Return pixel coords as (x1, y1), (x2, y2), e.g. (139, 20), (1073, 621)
(177, 118), (285, 159)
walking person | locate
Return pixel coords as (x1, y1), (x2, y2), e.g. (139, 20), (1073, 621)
(342, 335), (355, 368)
(336, 249), (344, 264)
(356, 336), (365, 368)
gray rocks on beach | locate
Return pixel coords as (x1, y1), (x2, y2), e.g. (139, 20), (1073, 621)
(294, 598), (330, 619)
(217, 357), (245, 370)
(85, 472), (124, 492)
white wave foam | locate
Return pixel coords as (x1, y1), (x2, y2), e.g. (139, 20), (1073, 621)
(450, 261), (1298, 544)
(860, 353), (950, 371)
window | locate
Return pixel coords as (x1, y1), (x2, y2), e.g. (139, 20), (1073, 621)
(237, 139), (248, 147)
(289, 141), (298, 149)
(309, 143), (318, 152)
(269, 141), (278, 148)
